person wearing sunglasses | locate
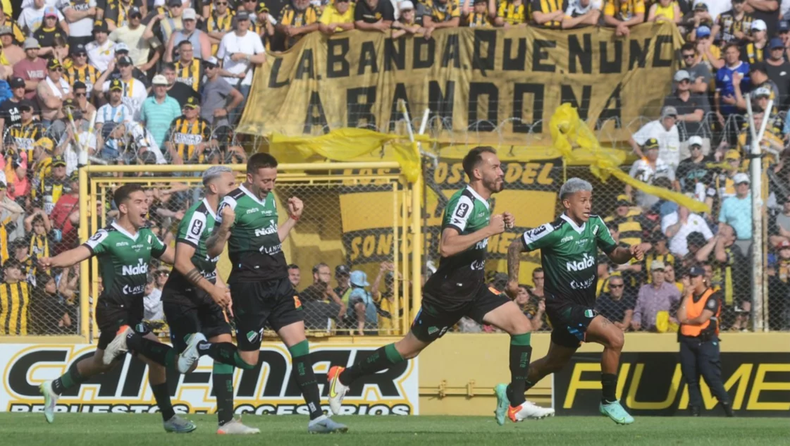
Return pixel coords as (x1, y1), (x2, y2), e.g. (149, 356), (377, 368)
(65, 44), (99, 96)
(594, 275), (633, 331)
(70, 82), (96, 119)
(36, 58), (72, 126)
(204, 0), (234, 56)
(663, 69), (710, 160)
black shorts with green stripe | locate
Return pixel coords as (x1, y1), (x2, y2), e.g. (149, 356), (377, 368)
(411, 285), (509, 342)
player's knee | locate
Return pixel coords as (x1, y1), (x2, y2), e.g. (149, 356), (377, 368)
(607, 330), (624, 351)
(509, 315), (533, 335)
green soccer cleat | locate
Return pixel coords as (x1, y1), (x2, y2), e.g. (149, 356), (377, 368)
(494, 384), (509, 426)
(308, 415), (348, 434)
(39, 381), (58, 424)
(163, 414), (197, 433)
(600, 400), (634, 425)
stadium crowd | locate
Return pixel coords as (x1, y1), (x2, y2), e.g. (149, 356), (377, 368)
(1, 0), (790, 336)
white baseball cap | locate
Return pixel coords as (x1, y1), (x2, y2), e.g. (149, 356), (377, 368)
(733, 172), (750, 184)
(752, 20), (767, 32)
(399, 0), (414, 10)
(753, 86), (772, 98)
(183, 8), (197, 20)
(152, 74), (168, 85)
(688, 135), (703, 147)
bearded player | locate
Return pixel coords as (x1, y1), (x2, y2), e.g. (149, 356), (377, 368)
(327, 146), (554, 424)
(505, 178), (644, 425)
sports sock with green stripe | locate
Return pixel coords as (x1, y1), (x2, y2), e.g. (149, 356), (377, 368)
(507, 333), (532, 407)
(339, 343), (404, 386)
(213, 363), (235, 426)
(198, 341), (255, 369)
(51, 361), (88, 395)
(289, 340), (323, 420)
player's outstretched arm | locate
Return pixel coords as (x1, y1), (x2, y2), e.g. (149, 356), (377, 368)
(440, 214), (505, 258)
(39, 246), (92, 269)
(174, 241), (231, 309)
(506, 236), (526, 297)
(607, 244), (644, 264)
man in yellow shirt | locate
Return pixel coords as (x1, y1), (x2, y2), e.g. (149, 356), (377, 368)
(0, 259), (30, 336)
(318, 0), (355, 35)
(602, 0), (645, 36)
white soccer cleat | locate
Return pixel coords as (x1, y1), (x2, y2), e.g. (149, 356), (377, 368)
(327, 366), (349, 416)
(103, 325), (132, 365)
(39, 381), (58, 423)
(508, 400), (555, 422)
(177, 333), (206, 374)
(217, 417), (260, 435)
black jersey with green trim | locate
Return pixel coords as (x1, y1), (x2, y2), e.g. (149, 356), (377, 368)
(216, 185), (287, 281)
(83, 222), (166, 305)
(423, 186), (491, 309)
(521, 214), (617, 307)
(163, 198), (219, 298)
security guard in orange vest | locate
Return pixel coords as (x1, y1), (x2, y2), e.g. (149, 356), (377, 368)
(677, 265), (734, 417)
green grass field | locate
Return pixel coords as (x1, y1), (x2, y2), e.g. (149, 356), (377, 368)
(0, 414), (787, 446)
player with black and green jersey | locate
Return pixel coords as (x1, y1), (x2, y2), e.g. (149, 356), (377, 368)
(156, 166), (259, 435)
(506, 178), (644, 425)
(37, 184), (198, 433)
(205, 153), (347, 434)
(327, 147), (554, 425)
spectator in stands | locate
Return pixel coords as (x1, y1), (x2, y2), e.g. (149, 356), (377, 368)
(29, 272), (71, 334)
(70, 82), (96, 118)
(143, 273), (164, 321)
(605, 195), (645, 248)
(712, 0), (752, 46)
(143, 0), (185, 48)
(602, 0), (645, 36)
(1, 27), (26, 66)
(647, 0), (681, 24)
(694, 25), (723, 72)
(252, 4), (276, 49)
(743, 0), (779, 37)
(627, 138), (676, 209)
(86, 20), (115, 73)
(34, 8), (66, 58)
(461, 0), (492, 27)
(764, 38), (790, 110)
(204, 0), (234, 56)
(95, 78), (133, 145)
(645, 231), (675, 283)
(526, 268), (546, 329)
(19, 1), (67, 37)
(65, 45), (98, 96)
(0, 4), (25, 47)
(354, 0), (395, 31)
(347, 269), (375, 335)
(109, 7), (160, 73)
(334, 264), (351, 303)
(371, 265), (403, 335)
(674, 136), (714, 202)
(199, 56), (242, 129)
(562, 0), (602, 29)
(56, 109), (95, 174)
(769, 195), (790, 247)
(630, 106), (681, 171)
(140, 74), (181, 149)
(707, 149), (741, 214)
(49, 171), (79, 254)
(277, 0), (320, 49)
(422, 0), (461, 38)
(664, 262), (683, 293)
(318, 0), (355, 35)
(732, 62), (779, 111)
(391, 1), (425, 37)
(715, 43), (750, 143)
(719, 172), (752, 253)
(95, 56), (148, 118)
(605, 222), (643, 295)
(164, 96), (215, 164)
(165, 8), (211, 62)
(663, 70), (710, 159)
(61, 0), (97, 48)
(685, 2), (714, 38)
(695, 223), (746, 315)
(0, 259), (30, 335)
(513, 284), (545, 331)
(532, 0), (564, 28)
(36, 58), (71, 126)
(170, 41), (205, 93)
(595, 275), (633, 330)
(0, 77), (28, 141)
(300, 262), (347, 330)
(238, 0), (259, 22)
(736, 108), (784, 168)
(662, 202), (714, 256)
(13, 38), (46, 100)
(217, 11), (265, 123)
(631, 260), (681, 332)
(288, 264), (301, 289)
(767, 240), (790, 329)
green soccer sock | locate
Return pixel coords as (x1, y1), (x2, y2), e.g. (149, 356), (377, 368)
(199, 341), (255, 370)
(51, 361), (88, 395)
(507, 333), (532, 406)
(127, 333), (176, 368)
(289, 341), (323, 420)
(213, 363), (235, 426)
(339, 343), (405, 386)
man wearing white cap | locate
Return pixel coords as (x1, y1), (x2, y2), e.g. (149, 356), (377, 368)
(140, 74), (181, 148)
(743, 0), (779, 37)
(664, 69), (711, 160)
(200, 56), (243, 128)
(719, 172), (752, 253)
(674, 135), (714, 203)
(741, 19), (768, 64)
(164, 8), (210, 62)
(629, 106), (681, 171)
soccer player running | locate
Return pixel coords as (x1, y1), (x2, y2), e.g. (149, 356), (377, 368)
(38, 184), (198, 433)
(328, 147), (555, 424)
(204, 153), (347, 434)
(505, 178), (644, 425)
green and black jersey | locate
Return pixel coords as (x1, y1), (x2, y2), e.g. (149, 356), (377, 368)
(217, 185), (287, 281)
(521, 214), (617, 307)
(163, 198), (219, 299)
(423, 186), (491, 309)
(83, 222), (166, 305)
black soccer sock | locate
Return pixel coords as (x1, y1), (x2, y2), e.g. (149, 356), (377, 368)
(213, 363), (235, 426)
(150, 382), (176, 421)
(339, 343), (404, 386)
(289, 340), (323, 420)
(52, 361), (88, 395)
(198, 341), (255, 370)
(127, 332), (176, 368)
(507, 333), (532, 406)
(601, 373), (618, 404)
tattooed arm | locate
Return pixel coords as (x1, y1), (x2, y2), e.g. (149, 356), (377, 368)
(506, 236), (526, 298)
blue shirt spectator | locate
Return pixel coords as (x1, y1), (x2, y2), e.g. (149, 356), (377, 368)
(718, 173), (752, 240)
(139, 75), (182, 147)
(715, 46), (750, 116)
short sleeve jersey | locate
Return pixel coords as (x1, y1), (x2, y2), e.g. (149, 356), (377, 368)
(422, 186), (491, 305)
(171, 198), (219, 286)
(83, 222), (166, 305)
(217, 184), (287, 281)
(522, 214), (617, 307)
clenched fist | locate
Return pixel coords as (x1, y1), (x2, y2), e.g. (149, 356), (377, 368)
(488, 214), (506, 235)
(287, 197), (304, 219)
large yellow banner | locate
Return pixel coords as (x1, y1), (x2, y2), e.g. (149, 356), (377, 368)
(239, 23), (682, 144)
